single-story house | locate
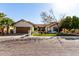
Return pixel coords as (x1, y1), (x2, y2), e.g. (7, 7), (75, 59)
(0, 19), (58, 35)
(13, 19), (58, 35)
(34, 22), (58, 34)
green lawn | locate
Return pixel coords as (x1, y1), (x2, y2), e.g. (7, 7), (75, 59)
(32, 33), (57, 36)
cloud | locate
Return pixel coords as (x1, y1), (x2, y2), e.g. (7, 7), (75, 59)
(53, 3), (77, 13)
(50, 2), (79, 17)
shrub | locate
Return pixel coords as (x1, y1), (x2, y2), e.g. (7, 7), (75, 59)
(70, 29), (75, 33)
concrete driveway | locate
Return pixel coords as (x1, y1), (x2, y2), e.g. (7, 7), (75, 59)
(0, 36), (78, 55)
(0, 34), (27, 42)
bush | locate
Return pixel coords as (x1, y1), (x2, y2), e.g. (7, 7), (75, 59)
(70, 29), (75, 33)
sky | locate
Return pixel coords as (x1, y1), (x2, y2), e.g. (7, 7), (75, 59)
(0, 3), (79, 24)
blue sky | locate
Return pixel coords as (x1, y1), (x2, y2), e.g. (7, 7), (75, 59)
(0, 3), (52, 24)
(0, 3), (79, 24)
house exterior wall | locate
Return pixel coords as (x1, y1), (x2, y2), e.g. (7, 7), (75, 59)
(45, 27), (48, 33)
(45, 24), (58, 33)
(50, 27), (54, 33)
(14, 21), (34, 35)
(15, 21), (33, 27)
(31, 27), (34, 33)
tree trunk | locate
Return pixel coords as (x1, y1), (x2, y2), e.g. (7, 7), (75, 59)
(6, 25), (9, 34)
(1, 27), (4, 35)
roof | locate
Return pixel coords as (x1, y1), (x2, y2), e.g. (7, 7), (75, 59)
(46, 22), (58, 27)
(34, 24), (47, 27)
(13, 19), (35, 26)
(12, 19), (58, 27)
(35, 22), (58, 27)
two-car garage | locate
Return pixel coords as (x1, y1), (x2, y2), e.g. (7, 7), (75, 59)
(14, 19), (34, 35)
(16, 27), (30, 33)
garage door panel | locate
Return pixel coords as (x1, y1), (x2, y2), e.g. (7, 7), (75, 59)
(16, 27), (30, 33)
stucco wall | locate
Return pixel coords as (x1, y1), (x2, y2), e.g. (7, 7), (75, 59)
(14, 21), (34, 34)
(45, 25), (57, 33)
(15, 21), (33, 27)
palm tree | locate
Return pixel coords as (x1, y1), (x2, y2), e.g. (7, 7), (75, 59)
(0, 12), (6, 35)
(0, 12), (14, 35)
(0, 20), (5, 35)
(1, 17), (14, 34)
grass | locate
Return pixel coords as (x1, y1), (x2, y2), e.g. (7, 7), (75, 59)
(32, 33), (57, 36)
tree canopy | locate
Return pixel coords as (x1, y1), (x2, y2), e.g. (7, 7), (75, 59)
(40, 11), (54, 24)
(0, 12), (14, 34)
(59, 16), (79, 30)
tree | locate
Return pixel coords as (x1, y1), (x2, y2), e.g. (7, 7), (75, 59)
(40, 11), (53, 24)
(59, 16), (79, 32)
(0, 12), (6, 22)
(1, 17), (14, 34)
(0, 12), (6, 35)
(0, 12), (14, 35)
(60, 16), (72, 30)
(71, 16), (79, 29)
(41, 10), (64, 47)
(41, 10), (65, 33)
(0, 12), (6, 17)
